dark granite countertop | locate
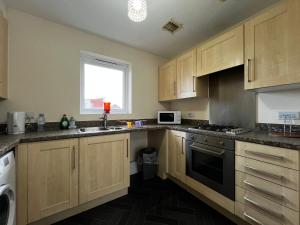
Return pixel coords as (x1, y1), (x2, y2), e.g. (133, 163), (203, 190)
(1, 124), (300, 157)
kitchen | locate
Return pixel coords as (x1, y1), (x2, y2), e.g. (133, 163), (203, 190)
(0, 0), (300, 225)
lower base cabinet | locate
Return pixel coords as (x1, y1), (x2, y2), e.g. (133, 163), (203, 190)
(79, 134), (130, 204)
(27, 139), (79, 223)
(16, 134), (130, 225)
(235, 141), (300, 225)
(167, 130), (186, 183)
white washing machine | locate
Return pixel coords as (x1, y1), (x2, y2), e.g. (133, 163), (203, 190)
(0, 151), (16, 225)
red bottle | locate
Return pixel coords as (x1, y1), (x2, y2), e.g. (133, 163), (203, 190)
(104, 102), (111, 113)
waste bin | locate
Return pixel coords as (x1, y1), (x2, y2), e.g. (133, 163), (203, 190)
(139, 147), (158, 180)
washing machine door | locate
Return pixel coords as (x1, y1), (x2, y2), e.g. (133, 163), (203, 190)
(0, 185), (15, 225)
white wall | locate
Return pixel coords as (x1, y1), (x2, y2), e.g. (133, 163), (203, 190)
(257, 89), (300, 125)
(0, 9), (167, 122)
(0, 0), (6, 17)
(170, 98), (209, 120)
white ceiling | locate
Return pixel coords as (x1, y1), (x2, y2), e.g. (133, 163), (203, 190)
(5, 0), (279, 58)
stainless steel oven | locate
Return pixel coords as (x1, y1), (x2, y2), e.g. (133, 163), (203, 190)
(186, 133), (235, 200)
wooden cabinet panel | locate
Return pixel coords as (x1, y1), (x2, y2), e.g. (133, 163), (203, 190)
(197, 25), (244, 76)
(236, 155), (299, 191)
(177, 50), (209, 99)
(236, 141), (299, 170)
(236, 171), (299, 211)
(0, 15), (7, 98)
(236, 186), (299, 225)
(245, 0), (300, 89)
(159, 59), (177, 101)
(27, 139), (79, 223)
(79, 134), (130, 204)
(177, 49), (202, 99)
(168, 130), (186, 182)
(236, 201), (282, 225)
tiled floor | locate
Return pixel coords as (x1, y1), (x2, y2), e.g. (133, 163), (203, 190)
(54, 175), (236, 225)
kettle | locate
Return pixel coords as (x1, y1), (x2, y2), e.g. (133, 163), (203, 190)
(7, 112), (26, 134)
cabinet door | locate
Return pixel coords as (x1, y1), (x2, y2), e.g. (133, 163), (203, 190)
(245, 0), (300, 89)
(27, 139), (79, 223)
(197, 25), (244, 76)
(177, 50), (197, 99)
(168, 130), (186, 182)
(79, 134), (130, 204)
(0, 15), (7, 98)
(159, 59), (177, 101)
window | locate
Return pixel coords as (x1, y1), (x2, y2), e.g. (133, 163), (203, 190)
(80, 52), (131, 114)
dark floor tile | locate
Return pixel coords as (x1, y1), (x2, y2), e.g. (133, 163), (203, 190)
(53, 176), (237, 225)
(146, 215), (178, 225)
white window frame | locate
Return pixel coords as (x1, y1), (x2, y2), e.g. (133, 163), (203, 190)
(80, 51), (132, 115)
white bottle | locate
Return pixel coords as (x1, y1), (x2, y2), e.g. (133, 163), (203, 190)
(37, 113), (46, 132)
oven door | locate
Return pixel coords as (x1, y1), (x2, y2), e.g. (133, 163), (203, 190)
(186, 141), (235, 200)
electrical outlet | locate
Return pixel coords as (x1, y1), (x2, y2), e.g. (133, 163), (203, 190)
(278, 112), (300, 120)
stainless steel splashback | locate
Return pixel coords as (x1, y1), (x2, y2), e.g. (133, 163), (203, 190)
(209, 66), (256, 129)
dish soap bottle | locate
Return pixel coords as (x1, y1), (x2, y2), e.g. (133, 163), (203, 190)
(60, 114), (69, 129)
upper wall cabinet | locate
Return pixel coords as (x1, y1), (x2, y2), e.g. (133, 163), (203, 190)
(159, 59), (177, 101)
(197, 25), (244, 77)
(177, 49), (207, 99)
(0, 15), (7, 98)
(245, 0), (300, 90)
(159, 50), (208, 102)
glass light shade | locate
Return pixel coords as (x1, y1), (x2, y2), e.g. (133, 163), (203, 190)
(128, 0), (147, 22)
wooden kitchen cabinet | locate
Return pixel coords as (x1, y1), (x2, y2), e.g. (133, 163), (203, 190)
(168, 130), (186, 182)
(177, 49), (208, 99)
(159, 52), (208, 101)
(235, 141), (300, 225)
(159, 59), (177, 101)
(245, 0), (300, 89)
(197, 25), (244, 77)
(79, 133), (130, 204)
(27, 139), (79, 223)
(0, 15), (7, 98)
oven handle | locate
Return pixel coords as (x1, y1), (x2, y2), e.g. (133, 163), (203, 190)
(190, 144), (225, 157)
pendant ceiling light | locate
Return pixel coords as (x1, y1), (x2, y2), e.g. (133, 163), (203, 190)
(128, 0), (147, 22)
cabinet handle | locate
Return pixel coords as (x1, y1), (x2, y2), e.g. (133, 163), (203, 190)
(243, 180), (284, 201)
(181, 138), (184, 155)
(245, 165), (283, 181)
(247, 59), (252, 82)
(192, 76), (196, 92)
(245, 150), (284, 161)
(243, 196), (283, 219)
(126, 139), (129, 158)
(243, 212), (264, 225)
(72, 146), (76, 170)
(173, 81), (177, 96)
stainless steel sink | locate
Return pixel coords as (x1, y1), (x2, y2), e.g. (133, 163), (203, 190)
(109, 127), (124, 131)
(78, 127), (124, 133)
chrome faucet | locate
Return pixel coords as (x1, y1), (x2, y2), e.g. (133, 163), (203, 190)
(100, 112), (108, 129)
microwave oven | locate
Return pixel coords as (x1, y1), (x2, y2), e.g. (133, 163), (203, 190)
(157, 111), (181, 124)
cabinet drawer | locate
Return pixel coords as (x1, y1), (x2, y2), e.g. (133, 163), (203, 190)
(236, 186), (299, 225)
(236, 170), (299, 211)
(236, 156), (299, 191)
(236, 202), (294, 225)
(236, 141), (299, 170)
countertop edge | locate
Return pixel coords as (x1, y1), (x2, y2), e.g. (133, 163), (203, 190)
(1, 125), (300, 157)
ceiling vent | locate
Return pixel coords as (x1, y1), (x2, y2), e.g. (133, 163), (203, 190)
(162, 19), (183, 34)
